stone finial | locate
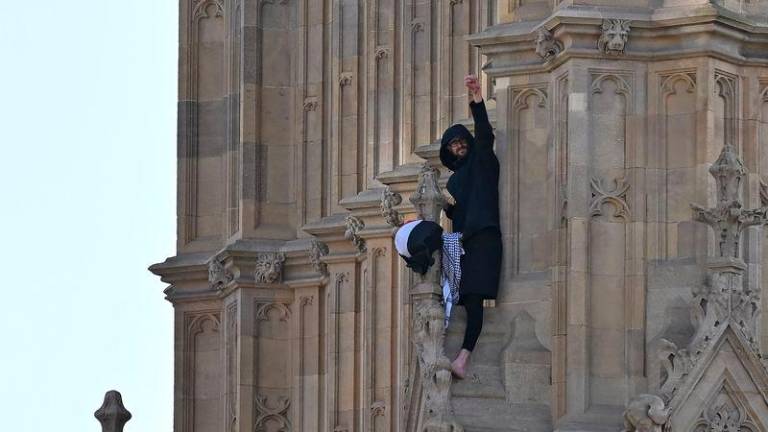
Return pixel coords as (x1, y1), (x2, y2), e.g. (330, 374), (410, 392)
(409, 163), (445, 223)
(622, 394), (670, 432)
(535, 28), (562, 61)
(94, 390), (132, 432)
(692, 145), (768, 259)
(406, 162), (462, 431)
(381, 186), (403, 227)
(652, 146), (768, 410)
(598, 19), (630, 55)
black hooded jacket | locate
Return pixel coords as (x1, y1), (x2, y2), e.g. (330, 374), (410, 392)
(440, 100), (500, 240)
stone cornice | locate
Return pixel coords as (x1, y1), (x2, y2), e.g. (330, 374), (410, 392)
(149, 238), (329, 303)
(469, 5), (768, 77)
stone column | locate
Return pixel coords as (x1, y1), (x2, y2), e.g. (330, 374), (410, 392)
(408, 163), (462, 432)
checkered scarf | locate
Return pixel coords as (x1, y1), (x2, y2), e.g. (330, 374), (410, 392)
(441, 232), (463, 326)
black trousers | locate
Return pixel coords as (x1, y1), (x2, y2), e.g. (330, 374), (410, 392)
(461, 294), (484, 351)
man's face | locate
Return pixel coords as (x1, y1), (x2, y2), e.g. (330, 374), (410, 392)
(449, 138), (468, 159)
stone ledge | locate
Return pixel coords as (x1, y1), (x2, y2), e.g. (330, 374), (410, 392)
(470, 5), (768, 77)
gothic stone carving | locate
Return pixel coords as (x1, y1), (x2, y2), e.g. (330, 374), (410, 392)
(254, 394), (291, 432)
(691, 145), (768, 259)
(255, 302), (290, 322)
(693, 385), (760, 432)
(374, 46), (390, 60)
(308, 240), (329, 276)
(590, 176), (630, 220)
(598, 19), (631, 55)
(338, 73), (353, 87)
(654, 145), (768, 408)
(535, 28), (562, 61)
(657, 338), (695, 400)
(408, 163), (461, 431)
(371, 400), (386, 417)
(410, 163), (446, 223)
(193, 0), (224, 20)
(381, 186), (403, 227)
(412, 299), (463, 432)
(208, 257), (234, 290)
(303, 97), (319, 112)
(344, 215), (367, 253)
(254, 252), (286, 284)
(622, 394), (670, 432)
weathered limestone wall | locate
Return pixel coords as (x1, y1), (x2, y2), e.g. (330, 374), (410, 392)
(151, 0), (768, 431)
(469, 3), (768, 429)
(155, 1), (497, 431)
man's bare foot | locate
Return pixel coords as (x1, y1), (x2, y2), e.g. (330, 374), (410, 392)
(451, 349), (471, 380)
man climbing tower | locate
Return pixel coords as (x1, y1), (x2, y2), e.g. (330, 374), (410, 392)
(439, 74), (502, 379)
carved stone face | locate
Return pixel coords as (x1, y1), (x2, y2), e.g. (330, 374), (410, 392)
(535, 29), (557, 59)
(254, 253), (286, 284)
(598, 19), (630, 54)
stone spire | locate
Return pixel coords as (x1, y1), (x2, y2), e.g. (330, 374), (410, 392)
(685, 144), (768, 353)
(636, 146), (768, 430)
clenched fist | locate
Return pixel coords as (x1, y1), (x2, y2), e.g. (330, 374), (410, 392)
(464, 74), (483, 103)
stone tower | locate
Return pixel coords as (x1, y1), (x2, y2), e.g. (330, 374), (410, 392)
(150, 1), (768, 431)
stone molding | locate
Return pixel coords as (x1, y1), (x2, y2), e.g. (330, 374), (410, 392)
(182, 311), (221, 431)
(469, 9), (768, 76)
(150, 239), (331, 303)
(192, 0), (224, 21)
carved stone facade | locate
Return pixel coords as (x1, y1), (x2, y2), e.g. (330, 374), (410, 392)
(150, 1), (768, 431)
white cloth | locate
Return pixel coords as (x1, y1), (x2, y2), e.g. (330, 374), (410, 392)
(394, 220), (421, 258)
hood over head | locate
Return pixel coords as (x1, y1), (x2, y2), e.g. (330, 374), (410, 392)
(440, 123), (474, 171)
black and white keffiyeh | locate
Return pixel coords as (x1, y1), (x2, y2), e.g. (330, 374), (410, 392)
(394, 220), (463, 327)
(441, 232), (463, 327)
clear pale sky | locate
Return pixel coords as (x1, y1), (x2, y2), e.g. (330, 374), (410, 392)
(0, 1), (177, 430)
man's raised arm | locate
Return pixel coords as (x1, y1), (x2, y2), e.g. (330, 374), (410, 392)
(465, 74), (494, 149)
